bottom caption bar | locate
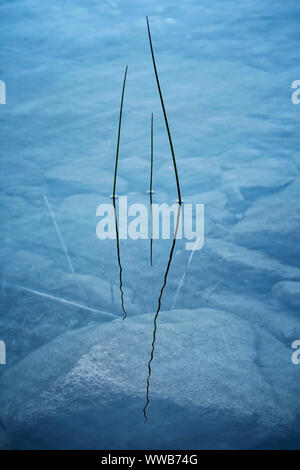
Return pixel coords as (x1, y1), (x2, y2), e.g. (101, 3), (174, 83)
(0, 450), (292, 465)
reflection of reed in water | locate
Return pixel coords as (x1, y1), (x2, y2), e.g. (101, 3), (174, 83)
(112, 65), (128, 319)
(113, 198), (127, 320)
(143, 204), (182, 422)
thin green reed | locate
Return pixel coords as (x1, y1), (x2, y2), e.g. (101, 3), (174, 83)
(112, 65), (128, 319)
(150, 113), (154, 266)
(150, 113), (154, 195)
(112, 65), (128, 200)
(146, 17), (182, 205)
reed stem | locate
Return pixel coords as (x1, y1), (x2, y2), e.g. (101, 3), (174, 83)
(146, 17), (182, 205)
(150, 113), (154, 266)
(150, 113), (154, 194)
(112, 65), (128, 200)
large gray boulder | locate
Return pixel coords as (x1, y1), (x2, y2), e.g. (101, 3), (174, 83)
(0, 308), (299, 449)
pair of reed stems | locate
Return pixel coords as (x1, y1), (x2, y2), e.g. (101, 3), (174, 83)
(111, 17), (182, 421)
(112, 18), (182, 203)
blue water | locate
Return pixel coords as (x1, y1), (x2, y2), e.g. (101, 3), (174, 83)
(0, 0), (300, 449)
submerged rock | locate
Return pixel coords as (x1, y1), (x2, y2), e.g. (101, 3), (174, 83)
(0, 308), (299, 449)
